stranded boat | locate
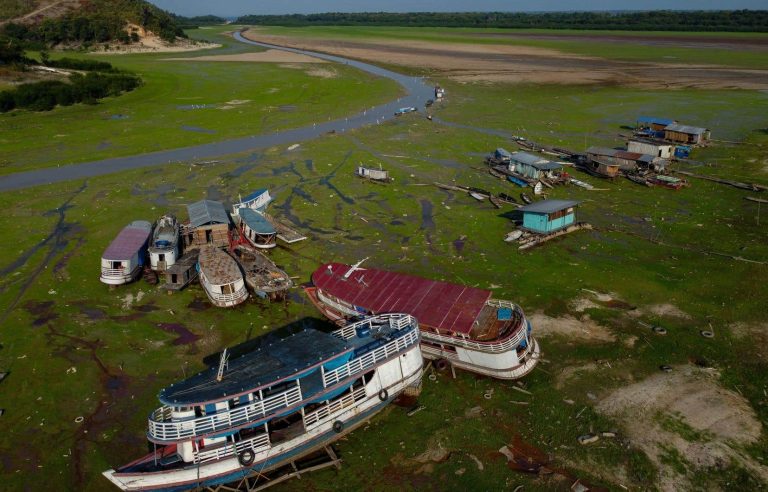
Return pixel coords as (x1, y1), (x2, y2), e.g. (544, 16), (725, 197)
(305, 262), (539, 380)
(149, 215), (180, 272)
(355, 165), (392, 183)
(100, 221), (152, 286)
(103, 313), (422, 492)
(198, 246), (248, 308)
(238, 208), (277, 249)
(232, 245), (293, 299)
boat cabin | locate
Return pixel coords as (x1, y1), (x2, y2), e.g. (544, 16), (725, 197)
(663, 123), (710, 145)
(183, 200), (230, 249)
(149, 215), (179, 272)
(238, 208), (277, 249)
(163, 249), (199, 291)
(232, 189), (272, 215)
(518, 199), (579, 234)
(100, 221), (152, 286)
(628, 140), (674, 159)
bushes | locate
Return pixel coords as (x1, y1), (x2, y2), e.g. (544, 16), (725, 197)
(45, 57), (118, 72)
(0, 72), (141, 113)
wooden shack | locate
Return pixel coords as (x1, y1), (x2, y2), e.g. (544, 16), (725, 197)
(636, 116), (676, 132)
(627, 140), (674, 159)
(509, 152), (562, 180)
(663, 124), (710, 145)
(164, 249), (199, 291)
(183, 200), (230, 248)
(519, 200), (579, 234)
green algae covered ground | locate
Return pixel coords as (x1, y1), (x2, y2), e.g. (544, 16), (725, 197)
(0, 26), (767, 492)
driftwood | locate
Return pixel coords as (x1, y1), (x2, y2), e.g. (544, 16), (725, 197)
(745, 196), (768, 204)
(673, 170), (767, 192)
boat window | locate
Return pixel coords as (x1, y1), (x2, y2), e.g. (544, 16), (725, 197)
(221, 284), (234, 295)
(268, 411), (304, 445)
(205, 230), (212, 243)
(171, 274), (178, 283)
(262, 381), (294, 399)
(159, 254), (165, 261)
(112, 261), (122, 269)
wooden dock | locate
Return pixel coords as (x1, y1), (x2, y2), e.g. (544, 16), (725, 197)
(263, 213), (307, 244)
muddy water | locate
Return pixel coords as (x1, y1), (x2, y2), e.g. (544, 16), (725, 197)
(157, 322), (200, 346)
(0, 33), (433, 192)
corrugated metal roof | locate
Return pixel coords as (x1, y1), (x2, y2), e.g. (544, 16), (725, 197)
(510, 152), (547, 166)
(102, 221), (152, 261)
(665, 123), (708, 135)
(242, 189), (268, 203)
(586, 146), (619, 157)
(312, 263), (491, 335)
(495, 148), (512, 158)
(637, 116), (674, 125)
(187, 200), (229, 228)
(531, 162), (563, 171)
(239, 208), (276, 235)
(519, 199), (579, 214)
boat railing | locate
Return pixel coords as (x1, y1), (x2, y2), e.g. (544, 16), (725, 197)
(323, 327), (419, 387)
(423, 304), (528, 354)
(303, 386), (367, 429)
(200, 277), (248, 304)
(194, 433), (271, 464)
(148, 386), (302, 442)
(333, 313), (417, 340)
(100, 267), (130, 277)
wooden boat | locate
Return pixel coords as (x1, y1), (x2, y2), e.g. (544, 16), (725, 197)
(648, 175), (688, 190)
(625, 174), (652, 187)
(148, 215), (179, 272)
(305, 262), (540, 380)
(103, 314), (422, 492)
(232, 245), (293, 299)
(489, 195), (503, 209)
(198, 246), (248, 308)
(505, 230), (524, 242)
(507, 175), (529, 187)
(238, 208), (277, 249)
(520, 193), (533, 204)
(488, 167), (507, 180)
(100, 221), (152, 286)
(469, 192), (486, 201)
(569, 178), (594, 190)
(498, 193), (519, 204)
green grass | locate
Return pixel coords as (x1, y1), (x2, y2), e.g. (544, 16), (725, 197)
(0, 31), (767, 491)
(251, 25), (768, 69)
(0, 27), (402, 175)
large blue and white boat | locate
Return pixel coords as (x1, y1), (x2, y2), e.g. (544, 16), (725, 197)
(103, 313), (422, 491)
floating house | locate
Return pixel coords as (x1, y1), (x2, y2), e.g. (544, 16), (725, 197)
(627, 140), (674, 159)
(103, 314), (422, 492)
(663, 124), (711, 145)
(508, 152), (562, 180)
(100, 221), (152, 286)
(183, 200), (230, 249)
(238, 208), (277, 249)
(636, 116), (676, 132)
(198, 246), (248, 308)
(148, 215), (179, 272)
(519, 199), (579, 234)
(163, 249), (199, 291)
(306, 262), (540, 380)
(586, 147), (662, 173)
(231, 189), (272, 215)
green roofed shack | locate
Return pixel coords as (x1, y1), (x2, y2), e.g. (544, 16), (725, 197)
(519, 199), (579, 234)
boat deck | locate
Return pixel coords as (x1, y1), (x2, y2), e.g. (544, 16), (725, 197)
(199, 247), (242, 285)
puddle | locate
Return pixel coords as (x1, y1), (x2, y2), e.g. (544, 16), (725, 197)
(24, 300), (58, 327)
(278, 105), (297, 112)
(181, 125), (216, 134)
(390, 219), (405, 226)
(420, 199), (435, 229)
(157, 323), (200, 346)
(453, 237), (466, 254)
(305, 159), (314, 172)
(176, 104), (216, 110)
(108, 114), (129, 120)
(287, 290), (307, 305)
(135, 303), (158, 313)
(226, 163), (256, 178)
(188, 297), (212, 311)
(271, 161), (304, 180)
(79, 306), (107, 320)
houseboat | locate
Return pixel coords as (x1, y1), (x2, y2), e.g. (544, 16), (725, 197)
(103, 313), (422, 491)
(355, 165), (392, 183)
(231, 189), (272, 215)
(183, 200), (230, 249)
(149, 215), (180, 272)
(100, 221), (152, 286)
(231, 245), (293, 299)
(238, 208), (277, 249)
(163, 249), (199, 292)
(305, 262), (539, 380)
(198, 246), (248, 308)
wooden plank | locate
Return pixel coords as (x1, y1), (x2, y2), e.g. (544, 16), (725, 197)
(745, 196), (768, 204)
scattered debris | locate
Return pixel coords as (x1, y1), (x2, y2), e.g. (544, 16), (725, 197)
(74, 416), (84, 423)
(577, 434), (599, 445)
(660, 365), (673, 373)
(468, 453), (484, 471)
(700, 330), (715, 339)
(407, 405), (426, 417)
(66, 367), (77, 374)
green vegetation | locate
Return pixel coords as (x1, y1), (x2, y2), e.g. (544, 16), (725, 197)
(0, 0), (32, 20)
(170, 14), (227, 29)
(237, 10), (768, 32)
(656, 411), (712, 442)
(0, 24), (766, 492)
(1, 0), (186, 47)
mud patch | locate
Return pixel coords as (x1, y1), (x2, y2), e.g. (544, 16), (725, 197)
(529, 312), (615, 342)
(597, 366), (766, 490)
(157, 323), (200, 346)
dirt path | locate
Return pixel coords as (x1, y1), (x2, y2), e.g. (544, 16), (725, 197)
(243, 29), (768, 89)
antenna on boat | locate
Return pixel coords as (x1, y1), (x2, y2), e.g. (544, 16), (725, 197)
(216, 348), (229, 382)
(344, 257), (369, 279)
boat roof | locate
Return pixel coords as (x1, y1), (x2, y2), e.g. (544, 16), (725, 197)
(586, 146), (620, 157)
(102, 221), (152, 261)
(188, 200), (229, 228)
(240, 208), (276, 234)
(518, 199), (579, 214)
(510, 151), (548, 166)
(665, 123), (708, 135)
(198, 247), (242, 285)
(313, 263), (491, 335)
(242, 189), (268, 203)
(159, 329), (351, 406)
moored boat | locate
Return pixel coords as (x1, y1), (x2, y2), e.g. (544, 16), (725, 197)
(103, 313), (422, 492)
(238, 208), (277, 249)
(198, 246), (248, 308)
(305, 262), (539, 380)
(100, 221), (152, 286)
(149, 215), (180, 272)
(648, 174), (688, 190)
(232, 245), (293, 298)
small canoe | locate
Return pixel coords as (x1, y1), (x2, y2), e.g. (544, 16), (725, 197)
(507, 175), (528, 187)
(498, 193), (518, 204)
(469, 192), (487, 201)
(570, 178), (594, 190)
(626, 174), (651, 187)
(489, 195), (503, 209)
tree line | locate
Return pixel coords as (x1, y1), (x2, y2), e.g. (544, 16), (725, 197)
(235, 10), (768, 32)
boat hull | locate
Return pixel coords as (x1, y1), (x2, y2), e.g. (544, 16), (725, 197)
(100, 265), (142, 285)
(103, 361), (422, 492)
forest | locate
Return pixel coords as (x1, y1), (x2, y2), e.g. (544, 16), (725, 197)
(236, 10), (768, 32)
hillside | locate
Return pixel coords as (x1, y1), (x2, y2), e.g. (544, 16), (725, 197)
(0, 0), (187, 46)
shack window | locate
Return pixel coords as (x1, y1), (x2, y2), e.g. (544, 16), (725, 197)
(548, 209), (571, 221)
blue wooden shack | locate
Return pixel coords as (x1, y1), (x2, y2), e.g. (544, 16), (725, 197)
(519, 199), (579, 234)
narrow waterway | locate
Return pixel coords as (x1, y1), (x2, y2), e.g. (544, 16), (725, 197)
(0, 31), (434, 192)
